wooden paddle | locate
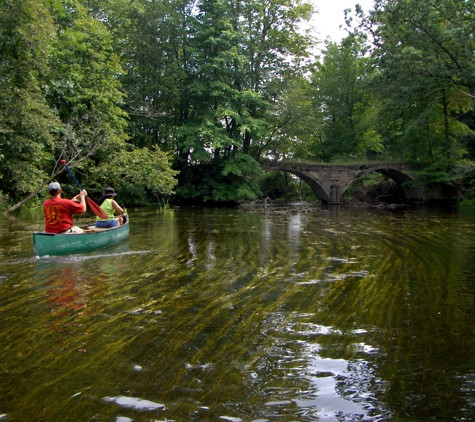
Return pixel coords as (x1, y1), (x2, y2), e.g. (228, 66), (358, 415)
(60, 160), (109, 219)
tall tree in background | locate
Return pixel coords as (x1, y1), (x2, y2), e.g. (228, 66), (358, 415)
(0, 0), (60, 202)
(109, 0), (315, 203)
(254, 75), (320, 162)
(174, 0), (315, 202)
(238, 0), (315, 153)
(357, 0), (475, 176)
(173, 0), (272, 202)
(311, 36), (380, 162)
(46, 0), (128, 163)
(98, 0), (189, 152)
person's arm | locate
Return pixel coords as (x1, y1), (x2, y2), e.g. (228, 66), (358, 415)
(71, 190), (88, 213)
(111, 199), (125, 216)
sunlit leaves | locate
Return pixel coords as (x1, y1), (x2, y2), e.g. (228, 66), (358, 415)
(311, 37), (380, 161)
(47, 0), (128, 154)
(89, 146), (179, 205)
(359, 0), (475, 168)
(0, 0), (60, 198)
(113, 0), (316, 203)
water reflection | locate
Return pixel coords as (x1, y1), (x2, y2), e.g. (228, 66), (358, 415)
(254, 312), (390, 420)
(1, 207), (475, 420)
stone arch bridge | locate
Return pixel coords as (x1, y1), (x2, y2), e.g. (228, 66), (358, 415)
(260, 162), (429, 205)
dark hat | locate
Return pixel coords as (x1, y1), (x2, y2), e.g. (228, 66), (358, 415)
(48, 182), (61, 191)
(103, 187), (117, 197)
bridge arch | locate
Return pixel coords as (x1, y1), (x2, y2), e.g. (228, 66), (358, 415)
(260, 162), (428, 204)
(277, 168), (331, 203)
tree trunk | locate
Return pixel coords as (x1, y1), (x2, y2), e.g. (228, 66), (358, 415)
(442, 89), (451, 159)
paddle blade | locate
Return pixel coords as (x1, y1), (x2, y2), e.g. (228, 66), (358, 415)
(86, 197), (109, 219)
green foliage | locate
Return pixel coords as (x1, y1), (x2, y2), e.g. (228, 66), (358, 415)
(258, 172), (290, 200)
(311, 36), (381, 162)
(157, 199), (173, 213)
(252, 77), (322, 162)
(176, 152), (262, 203)
(110, 0), (316, 203)
(448, 163), (475, 207)
(46, 0), (128, 157)
(0, 0), (60, 200)
(87, 146), (179, 206)
(257, 171), (317, 201)
(357, 0), (475, 169)
(459, 198), (475, 208)
(0, 0), (131, 208)
(5, 0), (475, 209)
(341, 172), (401, 204)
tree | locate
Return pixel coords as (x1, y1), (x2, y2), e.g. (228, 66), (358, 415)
(311, 36), (381, 161)
(87, 146), (179, 205)
(108, 0), (315, 203)
(178, 0), (316, 202)
(0, 0), (60, 204)
(2, 0), (179, 213)
(96, 0), (190, 153)
(253, 76), (321, 162)
(46, 0), (128, 163)
(356, 0), (475, 172)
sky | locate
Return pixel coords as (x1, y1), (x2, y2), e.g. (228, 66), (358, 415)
(310, 0), (375, 43)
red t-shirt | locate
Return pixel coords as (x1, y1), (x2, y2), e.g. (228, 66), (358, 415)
(43, 197), (85, 233)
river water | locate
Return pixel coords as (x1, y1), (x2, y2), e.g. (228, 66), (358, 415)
(1, 205), (475, 421)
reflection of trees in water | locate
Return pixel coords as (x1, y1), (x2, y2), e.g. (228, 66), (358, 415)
(182, 208), (475, 420)
(460, 244), (475, 324)
(10, 208), (471, 421)
(158, 208), (475, 419)
(301, 219), (475, 420)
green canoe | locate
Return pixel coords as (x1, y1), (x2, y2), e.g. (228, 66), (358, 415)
(33, 215), (129, 257)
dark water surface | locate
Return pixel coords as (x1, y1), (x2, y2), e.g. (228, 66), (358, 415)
(1, 206), (475, 421)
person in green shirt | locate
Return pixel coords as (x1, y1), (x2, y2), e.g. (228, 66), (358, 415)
(95, 187), (126, 228)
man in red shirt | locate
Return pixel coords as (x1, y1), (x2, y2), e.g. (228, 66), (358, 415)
(43, 182), (87, 233)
